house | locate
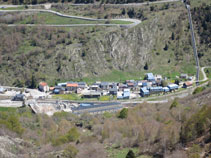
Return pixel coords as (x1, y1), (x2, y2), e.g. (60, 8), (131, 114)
(155, 74), (162, 81)
(127, 82), (135, 88)
(117, 91), (123, 99)
(12, 94), (25, 101)
(90, 84), (100, 91)
(78, 82), (87, 89)
(163, 87), (170, 93)
(188, 76), (193, 81)
(149, 86), (163, 94)
(117, 89), (130, 99)
(118, 83), (128, 91)
(183, 81), (193, 88)
(57, 82), (67, 87)
(140, 87), (150, 97)
(180, 74), (188, 79)
(66, 83), (78, 92)
(0, 87), (6, 94)
(146, 73), (155, 81)
(100, 82), (109, 90)
(167, 84), (179, 91)
(109, 86), (118, 95)
(142, 81), (148, 87)
(123, 89), (130, 99)
(82, 91), (101, 98)
(49, 87), (55, 91)
(38, 82), (49, 92)
(53, 86), (65, 94)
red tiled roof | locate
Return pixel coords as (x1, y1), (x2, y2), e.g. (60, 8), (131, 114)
(185, 81), (192, 86)
(67, 83), (78, 87)
(49, 87), (54, 90)
(39, 82), (47, 86)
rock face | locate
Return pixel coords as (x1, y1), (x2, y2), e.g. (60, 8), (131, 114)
(0, 136), (31, 158)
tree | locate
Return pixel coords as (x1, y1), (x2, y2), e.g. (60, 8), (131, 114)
(170, 98), (178, 110)
(171, 32), (175, 40)
(118, 108), (128, 119)
(161, 80), (167, 87)
(174, 79), (180, 85)
(121, 8), (126, 15)
(163, 43), (168, 51)
(144, 62), (148, 70)
(126, 150), (135, 158)
(29, 75), (37, 88)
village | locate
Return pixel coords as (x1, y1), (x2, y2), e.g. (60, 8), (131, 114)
(0, 72), (195, 115)
(37, 72), (194, 100)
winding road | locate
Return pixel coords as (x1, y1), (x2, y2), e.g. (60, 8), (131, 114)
(0, 8), (141, 27)
(0, 0), (181, 27)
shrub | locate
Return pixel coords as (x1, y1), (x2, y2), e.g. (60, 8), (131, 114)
(170, 99), (179, 110)
(63, 145), (78, 158)
(52, 127), (80, 146)
(192, 87), (205, 95)
(126, 150), (135, 158)
(118, 108), (128, 119)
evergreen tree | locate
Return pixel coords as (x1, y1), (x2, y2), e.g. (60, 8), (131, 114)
(118, 108), (128, 119)
(171, 32), (175, 40)
(29, 75), (37, 89)
(126, 150), (135, 158)
(144, 62), (148, 70)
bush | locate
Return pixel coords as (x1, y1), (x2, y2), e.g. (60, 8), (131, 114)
(126, 150), (135, 158)
(118, 108), (128, 119)
(52, 127), (80, 146)
(63, 145), (78, 158)
(192, 87), (205, 95)
(170, 98), (179, 110)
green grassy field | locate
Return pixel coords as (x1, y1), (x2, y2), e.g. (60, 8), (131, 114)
(106, 147), (151, 158)
(12, 12), (132, 25)
(0, 107), (17, 112)
(0, 6), (25, 10)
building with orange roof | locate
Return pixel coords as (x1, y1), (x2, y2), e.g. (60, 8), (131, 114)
(183, 81), (193, 88)
(38, 82), (49, 92)
(66, 83), (78, 92)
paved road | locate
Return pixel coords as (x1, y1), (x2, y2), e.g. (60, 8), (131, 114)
(0, 0), (181, 27)
(0, 8), (141, 27)
(200, 66), (211, 82)
(186, 4), (200, 84)
(0, 0), (180, 8)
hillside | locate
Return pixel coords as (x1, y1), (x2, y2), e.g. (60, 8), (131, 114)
(0, 0), (159, 5)
(0, 83), (210, 158)
(0, 1), (210, 86)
